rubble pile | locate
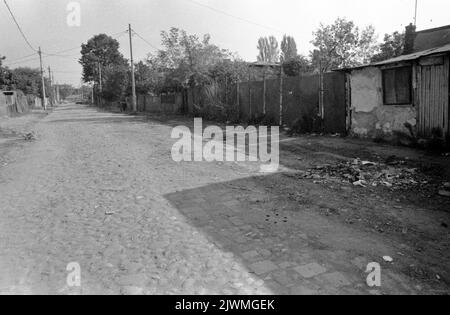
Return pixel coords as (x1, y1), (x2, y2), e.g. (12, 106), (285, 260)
(300, 158), (435, 190)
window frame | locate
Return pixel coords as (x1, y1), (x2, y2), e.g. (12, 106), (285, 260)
(381, 66), (413, 106)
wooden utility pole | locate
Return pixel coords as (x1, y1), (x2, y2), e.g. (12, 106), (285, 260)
(48, 66), (52, 107)
(279, 64), (283, 126)
(414, 0), (418, 26)
(38, 47), (47, 110)
(263, 71), (266, 115)
(97, 62), (102, 92)
(128, 24), (137, 113)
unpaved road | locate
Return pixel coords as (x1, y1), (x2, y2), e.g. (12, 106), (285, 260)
(0, 103), (449, 295)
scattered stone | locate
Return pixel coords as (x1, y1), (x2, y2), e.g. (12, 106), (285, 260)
(290, 285), (317, 295)
(353, 180), (367, 187)
(319, 272), (351, 287)
(383, 256), (394, 263)
(241, 250), (260, 261)
(294, 263), (327, 278)
(438, 190), (450, 197)
(249, 260), (279, 275)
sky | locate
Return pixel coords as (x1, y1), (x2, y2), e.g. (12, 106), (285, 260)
(1, 0), (449, 86)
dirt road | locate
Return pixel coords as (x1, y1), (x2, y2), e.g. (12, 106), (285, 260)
(0, 103), (449, 295)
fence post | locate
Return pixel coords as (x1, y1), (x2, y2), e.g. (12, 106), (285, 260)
(279, 65), (283, 126)
(263, 73), (266, 115)
(236, 82), (240, 121)
(249, 82), (252, 119)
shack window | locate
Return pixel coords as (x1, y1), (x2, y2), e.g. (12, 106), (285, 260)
(382, 66), (412, 105)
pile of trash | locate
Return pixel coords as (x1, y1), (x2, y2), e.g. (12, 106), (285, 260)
(300, 158), (434, 190)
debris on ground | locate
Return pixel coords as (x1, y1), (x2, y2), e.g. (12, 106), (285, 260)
(438, 190), (450, 197)
(383, 256), (394, 263)
(439, 182), (450, 197)
(295, 158), (437, 191)
(22, 132), (36, 141)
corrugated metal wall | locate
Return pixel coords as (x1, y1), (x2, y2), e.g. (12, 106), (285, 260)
(184, 73), (347, 134)
(417, 55), (450, 138)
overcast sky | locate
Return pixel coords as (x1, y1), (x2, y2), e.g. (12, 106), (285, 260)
(1, 0), (449, 86)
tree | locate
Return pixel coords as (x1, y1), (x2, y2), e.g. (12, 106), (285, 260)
(310, 18), (378, 71)
(280, 35), (298, 62)
(134, 61), (156, 94)
(58, 84), (75, 100)
(80, 34), (129, 101)
(371, 31), (405, 62)
(282, 55), (313, 76)
(9, 67), (41, 95)
(101, 63), (129, 101)
(80, 34), (128, 84)
(257, 36), (279, 63)
(148, 28), (232, 91)
(0, 55), (11, 89)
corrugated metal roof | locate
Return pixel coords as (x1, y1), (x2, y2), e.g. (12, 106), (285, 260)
(336, 43), (450, 71)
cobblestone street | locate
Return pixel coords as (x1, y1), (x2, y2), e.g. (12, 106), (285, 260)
(0, 104), (449, 295)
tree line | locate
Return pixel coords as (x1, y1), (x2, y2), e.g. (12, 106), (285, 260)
(79, 17), (407, 103)
(2, 17), (406, 103)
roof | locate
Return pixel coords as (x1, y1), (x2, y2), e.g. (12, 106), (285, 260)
(413, 25), (450, 52)
(337, 43), (450, 71)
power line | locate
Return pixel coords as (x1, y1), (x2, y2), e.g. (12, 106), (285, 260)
(185, 0), (283, 34)
(3, 52), (37, 64)
(3, 0), (37, 52)
(131, 29), (159, 50)
(3, 55), (40, 67)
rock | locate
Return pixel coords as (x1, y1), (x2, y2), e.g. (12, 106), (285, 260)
(383, 256), (394, 263)
(443, 182), (450, 189)
(438, 190), (450, 197)
(353, 180), (367, 187)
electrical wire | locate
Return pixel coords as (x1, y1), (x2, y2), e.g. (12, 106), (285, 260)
(2, 52), (37, 64)
(185, 0), (283, 34)
(131, 29), (159, 50)
(3, 0), (38, 52)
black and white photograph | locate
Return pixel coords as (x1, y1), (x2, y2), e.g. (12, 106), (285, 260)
(0, 0), (449, 299)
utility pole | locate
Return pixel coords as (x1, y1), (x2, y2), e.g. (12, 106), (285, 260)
(48, 66), (52, 107)
(38, 47), (47, 110)
(279, 64), (283, 126)
(98, 62), (102, 92)
(414, 0), (418, 26)
(129, 24), (137, 113)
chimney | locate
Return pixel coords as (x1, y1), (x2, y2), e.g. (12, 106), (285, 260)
(403, 23), (417, 55)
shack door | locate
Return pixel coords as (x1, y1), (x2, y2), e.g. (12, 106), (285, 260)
(417, 55), (449, 139)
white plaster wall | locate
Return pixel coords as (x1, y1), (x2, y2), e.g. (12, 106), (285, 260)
(350, 67), (417, 139)
(350, 67), (383, 113)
